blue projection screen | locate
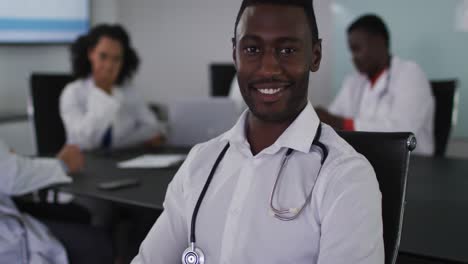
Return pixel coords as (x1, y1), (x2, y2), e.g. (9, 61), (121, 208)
(0, 0), (89, 44)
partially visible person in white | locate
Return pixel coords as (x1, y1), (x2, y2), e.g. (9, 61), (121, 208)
(0, 140), (111, 263)
(316, 14), (434, 155)
(60, 24), (164, 151)
(0, 141), (73, 263)
(328, 56), (434, 155)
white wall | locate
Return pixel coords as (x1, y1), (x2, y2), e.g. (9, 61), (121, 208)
(0, 0), (118, 115)
(0, 121), (35, 155)
(0, 0), (119, 154)
(117, 0), (334, 106)
(0, 0), (333, 113)
(0, 45), (69, 114)
(0, 0), (334, 153)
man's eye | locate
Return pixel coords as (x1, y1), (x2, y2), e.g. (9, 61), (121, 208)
(279, 48), (296, 55)
(244, 46), (260, 54)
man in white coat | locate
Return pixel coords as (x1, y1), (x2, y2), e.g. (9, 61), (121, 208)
(0, 141), (113, 263)
(316, 14), (434, 155)
(132, 1), (384, 263)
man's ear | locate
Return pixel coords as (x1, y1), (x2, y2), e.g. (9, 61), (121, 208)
(232, 37), (238, 69)
(310, 39), (322, 72)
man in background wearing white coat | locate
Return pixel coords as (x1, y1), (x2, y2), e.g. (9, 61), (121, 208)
(316, 14), (434, 155)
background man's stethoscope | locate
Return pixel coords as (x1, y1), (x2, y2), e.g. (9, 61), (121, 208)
(182, 123), (329, 264)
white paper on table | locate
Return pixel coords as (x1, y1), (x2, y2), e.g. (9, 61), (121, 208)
(117, 154), (186, 169)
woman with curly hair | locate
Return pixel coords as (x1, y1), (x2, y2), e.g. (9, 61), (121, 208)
(60, 24), (164, 150)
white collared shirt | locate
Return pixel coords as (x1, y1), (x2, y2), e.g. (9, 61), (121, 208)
(0, 140), (70, 264)
(60, 77), (162, 150)
(132, 102), (384, 264)
(329, 56), (435, 155)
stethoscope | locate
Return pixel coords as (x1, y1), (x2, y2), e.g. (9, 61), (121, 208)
(182, 123), (328, 264)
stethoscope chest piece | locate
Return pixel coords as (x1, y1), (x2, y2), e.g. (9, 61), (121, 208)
(182, 243), (205, 264)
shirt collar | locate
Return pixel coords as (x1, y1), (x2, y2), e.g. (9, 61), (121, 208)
(86, 76), (121, 90)
(86, 76), (122, 97)
(221, 101), (320, 154)
(369, 67), (388, 87)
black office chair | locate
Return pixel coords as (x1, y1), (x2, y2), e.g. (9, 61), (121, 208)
(30, 73), (73, 156)
(209, 63), (236, 96)
(430, 79), (458, 157)
(24, 73), (91, 224)
(337, 131), (416, 264)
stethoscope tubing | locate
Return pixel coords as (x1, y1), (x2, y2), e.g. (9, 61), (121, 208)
(189, 143), (230, 244)
(183, 123), (327, 264)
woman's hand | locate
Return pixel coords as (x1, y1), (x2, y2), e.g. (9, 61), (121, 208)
(57, 145), (85, 173)
(145, 133), (166, 147)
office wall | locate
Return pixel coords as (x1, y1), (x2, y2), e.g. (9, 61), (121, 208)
(117, 0), (334, 107)
(0, 0), (118, 115)
(332, 0), (468, 138)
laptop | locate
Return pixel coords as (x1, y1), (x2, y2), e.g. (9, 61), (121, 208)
(167, 97), (239, 147)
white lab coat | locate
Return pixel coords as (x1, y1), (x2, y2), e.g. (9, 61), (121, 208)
(132, 102), (384, 264)
(0, 140), (70, 264)
(60, 77), (161, 150)
(329, 56), (434, 155)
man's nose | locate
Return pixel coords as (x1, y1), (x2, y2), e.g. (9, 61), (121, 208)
(258, 49), (281, 77)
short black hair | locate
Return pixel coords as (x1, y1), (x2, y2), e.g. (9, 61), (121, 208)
(70, 24), (139, 85)
(233, 0), (319, 43)
(347, 14), (390, 47)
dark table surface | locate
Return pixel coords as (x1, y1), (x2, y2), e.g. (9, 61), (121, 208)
(400, 155), (468, 263)
(57, 146), (188, 210)
(57, 150), (468, 262)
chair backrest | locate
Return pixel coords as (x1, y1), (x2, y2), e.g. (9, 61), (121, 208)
(337, 131), (416, 264)
(430, 79), (457, 156)
(29, 73), (73, 155)
(210, 63), (236, 96)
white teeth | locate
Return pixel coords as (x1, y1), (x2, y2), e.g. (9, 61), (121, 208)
(258, 88), (282, 95)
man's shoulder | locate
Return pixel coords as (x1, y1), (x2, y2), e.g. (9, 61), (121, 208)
(341, 71), (366, 91)
(319, 124), (376, 183)
(344, 70), (364, 82)
(393, 56), (425, 74)
(187, 133), (230, 158)
(391, 56), (430, 90)
(321, 124), (362, 159)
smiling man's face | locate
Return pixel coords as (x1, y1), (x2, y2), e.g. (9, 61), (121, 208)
(233, 4), (320, 122)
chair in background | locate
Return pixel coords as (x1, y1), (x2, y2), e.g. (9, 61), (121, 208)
(430, 79), (458, 157)
(26, 73), (92, 224)
(337, 131), (416, 264)
(29, 73), (73, 156)
(210, 63), (236, 96)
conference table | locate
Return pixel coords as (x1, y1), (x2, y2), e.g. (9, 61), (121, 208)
(400, 155), (468, 263)
(58, 146), (188, 210)
(57, 147), (468, 263)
